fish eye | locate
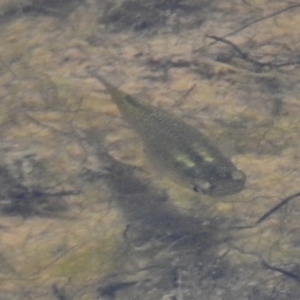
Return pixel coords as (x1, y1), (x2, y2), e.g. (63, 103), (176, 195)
(193, 181), (213, 194)
(193, 186), (199, 192)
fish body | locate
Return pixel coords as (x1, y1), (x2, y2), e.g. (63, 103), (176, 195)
(88, 69), (246, 196)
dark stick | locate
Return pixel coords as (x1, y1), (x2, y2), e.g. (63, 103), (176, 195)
(207, 35), (300, 70)
(222, 4), (300, 38)
(206, 35), (265, 68)
(256, 192), (300, 224)
(261, 259), (300, 283)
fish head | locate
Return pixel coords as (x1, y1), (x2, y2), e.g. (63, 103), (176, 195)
(190, 164), (246, 197)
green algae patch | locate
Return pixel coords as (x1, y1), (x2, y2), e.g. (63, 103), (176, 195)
(0, 208), (124, 288)
(45, 234), (120, 284)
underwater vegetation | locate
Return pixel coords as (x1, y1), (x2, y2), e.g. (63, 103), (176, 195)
(98, 0), (211, 32)
(0, 0), (300, 299)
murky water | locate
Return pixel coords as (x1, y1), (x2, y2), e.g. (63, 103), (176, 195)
(0, 0), (300, 299)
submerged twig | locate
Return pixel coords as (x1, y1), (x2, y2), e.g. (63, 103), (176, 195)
(206, 35), (300, 70)
(0, 56), (18, 79)
(228, 242), (300, 283)
(222, 4), (300, 38)
(261, 259), (300, 283)
(206, 35), (265, 69)
(256, 192), (300, 224)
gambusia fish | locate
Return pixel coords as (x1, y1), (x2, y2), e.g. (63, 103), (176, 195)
(87, 68), (246, 196)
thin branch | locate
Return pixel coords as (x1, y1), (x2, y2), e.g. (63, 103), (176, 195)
(223, 3), (300, 38)
(228, 241), (300, 283)
(256, 192), (300, 224)
(261, 259), (300, 283)
(0, 56), (18, 79)
(206, 35), (300, 70)
(206, 35), (265, 69)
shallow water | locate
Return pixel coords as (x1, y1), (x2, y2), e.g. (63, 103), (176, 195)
(0, 0), (300, 299)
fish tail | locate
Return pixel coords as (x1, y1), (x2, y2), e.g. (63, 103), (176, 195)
(87, 67), (117, 93)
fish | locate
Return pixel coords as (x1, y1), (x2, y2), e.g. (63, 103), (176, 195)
(87, 68), (246, 196)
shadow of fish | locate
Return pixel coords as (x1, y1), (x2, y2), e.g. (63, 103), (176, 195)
(87, 68), (246, 196)
(82, 131), (220, 249)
